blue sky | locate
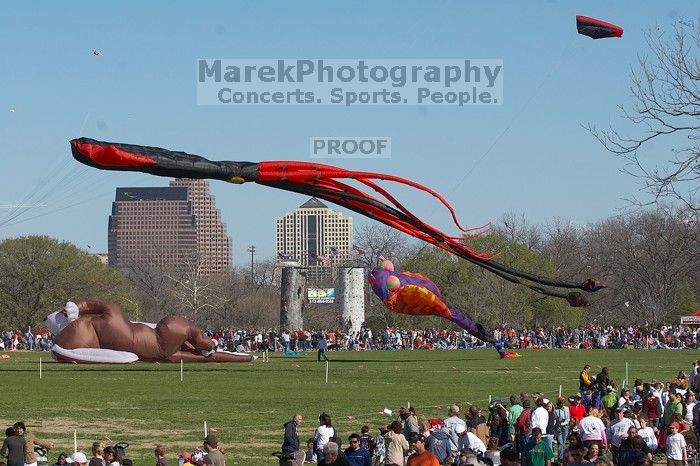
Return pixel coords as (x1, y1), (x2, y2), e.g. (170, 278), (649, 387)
(0, 1), (694, 262)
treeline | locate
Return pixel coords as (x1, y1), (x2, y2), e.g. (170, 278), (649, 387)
(0, 207), (697, 330)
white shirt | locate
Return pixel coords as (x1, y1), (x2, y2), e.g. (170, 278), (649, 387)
(576, 416), (607, 442)
(685, 402), (695, 424)
(314, 425), (335, 451)
(459, 432), (486, 455)
(638, 426), (657, 452)
(530, 406), (549, 434)
(666, 432), (687, 460)
(607, 418), (634, 447)
(443, 416), (466, 431)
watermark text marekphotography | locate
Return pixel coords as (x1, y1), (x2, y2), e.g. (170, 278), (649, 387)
(310, 137), (391, 159)
(197, 59), (502, 106)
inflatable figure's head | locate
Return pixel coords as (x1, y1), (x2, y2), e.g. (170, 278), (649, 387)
(44, 302), (79, 335)
(368, 258), (399, 302)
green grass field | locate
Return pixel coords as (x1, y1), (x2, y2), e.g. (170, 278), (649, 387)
(1, 348), (698, 465)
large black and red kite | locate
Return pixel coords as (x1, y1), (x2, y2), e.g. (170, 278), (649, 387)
(70, 138), (605, 306)
(577, 15), (624, 39)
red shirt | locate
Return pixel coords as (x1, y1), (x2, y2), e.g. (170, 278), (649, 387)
(569, 403), (586, 423)
(407, 450), (440, 466)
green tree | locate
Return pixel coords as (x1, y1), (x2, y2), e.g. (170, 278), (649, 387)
(670, 283), (700, 324)
(402, 234), (581, 329)
(0, 236), (139, 329)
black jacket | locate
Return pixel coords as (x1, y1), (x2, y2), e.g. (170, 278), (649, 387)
(282, 421), (299, 455)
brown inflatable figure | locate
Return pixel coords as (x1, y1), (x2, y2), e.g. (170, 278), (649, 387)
(44, 300), (255, 363)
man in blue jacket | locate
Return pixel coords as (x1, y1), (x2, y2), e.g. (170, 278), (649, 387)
(344, 433), (371, 466)
(280, 414), (304, 466)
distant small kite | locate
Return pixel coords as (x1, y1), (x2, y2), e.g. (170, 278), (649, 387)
(576, 15), (623, 39)
(92, 49), (102, 56)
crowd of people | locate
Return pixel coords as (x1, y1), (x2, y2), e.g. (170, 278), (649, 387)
(275, 359), (700, 466)
(5, 359), (700, 466)
(0, 423), (226, 466)
(4, 324), (700, 355)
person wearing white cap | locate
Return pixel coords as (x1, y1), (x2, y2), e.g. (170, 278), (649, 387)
(453, 424), (486, 457)
(65, 452), (88, 466)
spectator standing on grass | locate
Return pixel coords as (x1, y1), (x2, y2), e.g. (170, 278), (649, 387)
(317, 336), (329, 362)
(579, 366), (594, 393)
(322, 443), (349, 466)
(89, 442), (105, 466)
(555, 397), (571, 459)
(203, 435), (225, 466)
(665, 422), (686, 466)
(67, 452), (89, 466)
(576, 408), (607, 453)
(607, 408), (634, 466)
(103, 447), (121, 466)
(399, 408), (419, 440)
(569, 394), (585, 425)
(315, 413), (336, 465)
(444, 405), (466, 432)
(663, 391), (684, 427)
(596, 368), (611, 393)
(522, 428), (553, 466)
(1, 426), (24, 466)
(636, 416), (657, 452)
(385, 421), (409, 466)
(406, 435), (439, 466)
(508, 395), (524, 444)
(154, 445), (167, 466)
(358, 427), (373, 453)
(530, 399), (550, 451)
(516, 399), (533, 454)
(14, 422), (53, 466)
(584, 443), (606, 464)
(344, 434), (370, 466)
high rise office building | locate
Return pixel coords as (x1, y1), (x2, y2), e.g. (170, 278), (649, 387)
(275, 197), (353, 269)
(108, 180), (232, 273)
(170, 178), (232, 273)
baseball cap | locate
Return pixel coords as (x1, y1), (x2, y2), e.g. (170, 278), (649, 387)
(399, 407), (410, 415)
(66, 452), (88, 464)
(409, 434), (426, 443)
(542, 399), (550, 405)
(606, 385), (613, 391)
(454, 424), (466, 434)
(449, 404), (460, 414)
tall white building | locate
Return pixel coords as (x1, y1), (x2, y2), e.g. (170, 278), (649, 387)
(275, 197), (353, 268)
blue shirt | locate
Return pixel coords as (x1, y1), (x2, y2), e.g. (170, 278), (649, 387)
(344, 447), (371, 466)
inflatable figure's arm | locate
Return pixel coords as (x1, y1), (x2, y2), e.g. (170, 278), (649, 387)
(73, 300), (119, 316)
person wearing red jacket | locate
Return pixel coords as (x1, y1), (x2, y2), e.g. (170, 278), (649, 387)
(569, 394), (586, 425)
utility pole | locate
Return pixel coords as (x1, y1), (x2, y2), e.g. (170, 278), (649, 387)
(247, 245), (256, 285)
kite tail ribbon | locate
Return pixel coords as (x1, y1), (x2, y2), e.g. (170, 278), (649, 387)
(447, 307), (519, 359)
(69, 138), (605, 308)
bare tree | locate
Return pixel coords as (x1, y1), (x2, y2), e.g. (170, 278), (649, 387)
(589, 18), (700, 211)
(124, 262), (178, 322)
(353, 222), (417, 268)
(166, 255), (226, 325)
(494, 212), (542, 250)
(583, 207), (700, 324)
